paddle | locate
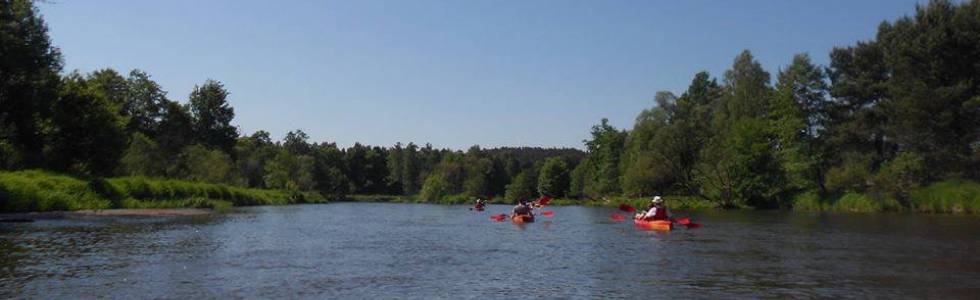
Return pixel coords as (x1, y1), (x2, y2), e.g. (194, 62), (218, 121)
(537, 196), (551, 207)
(609, 213), (625, 221)
(541, 211), (554, 217)
(490, 213), (507, 222)
(673, 217), (702, 228)
(618, 203), (636, 213)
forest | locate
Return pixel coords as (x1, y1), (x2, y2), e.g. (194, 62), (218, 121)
(2, 0), (979, 213)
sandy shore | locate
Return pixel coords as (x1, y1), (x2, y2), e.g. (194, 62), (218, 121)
(0, 208), (213, 222)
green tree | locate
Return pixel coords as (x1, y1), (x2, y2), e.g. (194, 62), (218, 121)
(122, 70), (167, 137)
(263, 149), (316, 191)
(772, 54), (827, 193)
(177, 144), (239, 184)
(0, 0), (63, 168)
(45, 73), (126, 176)
(582, 119), (627, 197)
(235, 131), (277, 188)
(505, 169), (537, 203)
(419, 172), (453, 201)
(85, 69), (128, 115)
(537, 157), (570, 197)
(119, 132), (164, 176)
(312, 142), (350, 197)
(188, 80), (237, 153)
(156, 101), (195, 163)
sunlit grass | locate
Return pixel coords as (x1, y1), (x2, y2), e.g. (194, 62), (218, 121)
(0, 170), (322, 213)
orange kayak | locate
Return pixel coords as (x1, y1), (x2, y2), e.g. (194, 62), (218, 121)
(511, 214), (535, 224)
(634, 218), (672, 231)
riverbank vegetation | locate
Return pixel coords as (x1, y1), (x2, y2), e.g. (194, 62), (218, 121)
(0, 170), (321, 213)
(2, 0), (979, 213)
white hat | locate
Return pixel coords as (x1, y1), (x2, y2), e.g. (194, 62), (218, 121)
(652, 196), (663, 204)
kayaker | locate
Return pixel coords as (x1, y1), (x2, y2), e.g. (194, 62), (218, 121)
(475, 198), (486, 208)
(639, 196), (671, 221)
(512, 199), (533, 216)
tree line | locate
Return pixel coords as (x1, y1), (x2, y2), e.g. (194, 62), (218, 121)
(3, 0), (979, 208)
(573, 0), (980, 209)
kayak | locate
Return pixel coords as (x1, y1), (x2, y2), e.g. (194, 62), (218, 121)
(511, 214), (535, 224)
(474, 205), (485, 211)
(634, 218), (672, 231)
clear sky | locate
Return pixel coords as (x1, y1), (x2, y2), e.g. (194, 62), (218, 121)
(38, 0), (927, 150)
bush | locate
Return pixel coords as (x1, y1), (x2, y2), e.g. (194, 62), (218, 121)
(910, 180), (980, 213)
(824, 153), (873, 194)
(830, 192), (901, 212)
(419, 173), (453, 202)
(792, 191), (826, 211)
(0, 170), (315, 213)
(0, 170), (110, 212)
(871, 152), (927, 206)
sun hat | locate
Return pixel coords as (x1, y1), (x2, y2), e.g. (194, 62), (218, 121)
(652, 196), (663, 204)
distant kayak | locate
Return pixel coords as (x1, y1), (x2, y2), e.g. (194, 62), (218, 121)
(511, 214), (534, 224)
(634, 218), (672, 231)
(474, 205), (485, 211)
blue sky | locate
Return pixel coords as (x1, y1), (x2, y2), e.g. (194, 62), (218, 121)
(38, 0), (926, 150)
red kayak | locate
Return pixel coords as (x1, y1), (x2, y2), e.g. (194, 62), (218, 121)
(511, 214), (534, 224)
(634, 218), (672, 231)
(474, 205), (485, 211)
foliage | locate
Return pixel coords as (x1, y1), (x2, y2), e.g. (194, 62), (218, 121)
(188, 80), (237, 153)
(505, 169), (537, 203)
(537, 157), (570, 197)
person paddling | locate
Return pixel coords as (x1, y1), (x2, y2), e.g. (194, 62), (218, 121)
(474, 198), (486, 210)
(512, 199), (533, 217)
(636, 196), (671, 221)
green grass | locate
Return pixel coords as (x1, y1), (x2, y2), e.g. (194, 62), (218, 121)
(910, 180), (980, 214)
(0, 170), (323, 213)
(791, 191), (826, 212)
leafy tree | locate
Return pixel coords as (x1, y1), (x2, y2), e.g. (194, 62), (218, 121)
(582, 119), (627, 197)
(505, 169), (537, 203)
(263, 149), (316, 191)
(119, 132), (164, 176)
(122, 70), (167, 137)
(0, 0), (63, 168)
(699, 118), (786, 208)
(156, 101), (195, 161)
(85, 69), (128, 115)
(177, 144), (239, 185)
(537, 157), (570, 197)
(312, 142), (350, 197)
(771, 54), (827, 193)
(45, 73), (126, 176)
(235, 131), (276, 188)
(284, 129), (312, 155)
(419, 172), (453, 201)
(188, 80), (237, 153)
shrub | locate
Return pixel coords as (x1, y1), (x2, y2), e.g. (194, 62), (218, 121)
(910, 180), (980, 213)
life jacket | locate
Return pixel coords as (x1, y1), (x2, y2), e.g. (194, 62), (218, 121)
(650, 207), (668, 220)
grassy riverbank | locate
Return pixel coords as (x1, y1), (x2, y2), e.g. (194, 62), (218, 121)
(792, 180), (980, 214)
(0, 170), (324, 213)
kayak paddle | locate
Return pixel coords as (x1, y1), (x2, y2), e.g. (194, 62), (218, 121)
(674, 217), (702, 229)
(609, 214), (626, 222)
(490, 213), (508, 222)
(618, 203), (636, 213)
(541, 211), (554, 217)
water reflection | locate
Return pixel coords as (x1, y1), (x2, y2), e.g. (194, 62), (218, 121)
(1, 204), (979, 298)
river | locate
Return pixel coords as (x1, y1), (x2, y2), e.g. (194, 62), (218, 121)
(1, 203), (978, 298)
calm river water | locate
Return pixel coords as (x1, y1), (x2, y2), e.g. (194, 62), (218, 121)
(1, 203), (979, 298)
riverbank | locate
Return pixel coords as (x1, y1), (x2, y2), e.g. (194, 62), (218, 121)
(0, 170), (325, 213)
(4, 170), (977, 215)
(0, 208), (213, 222)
